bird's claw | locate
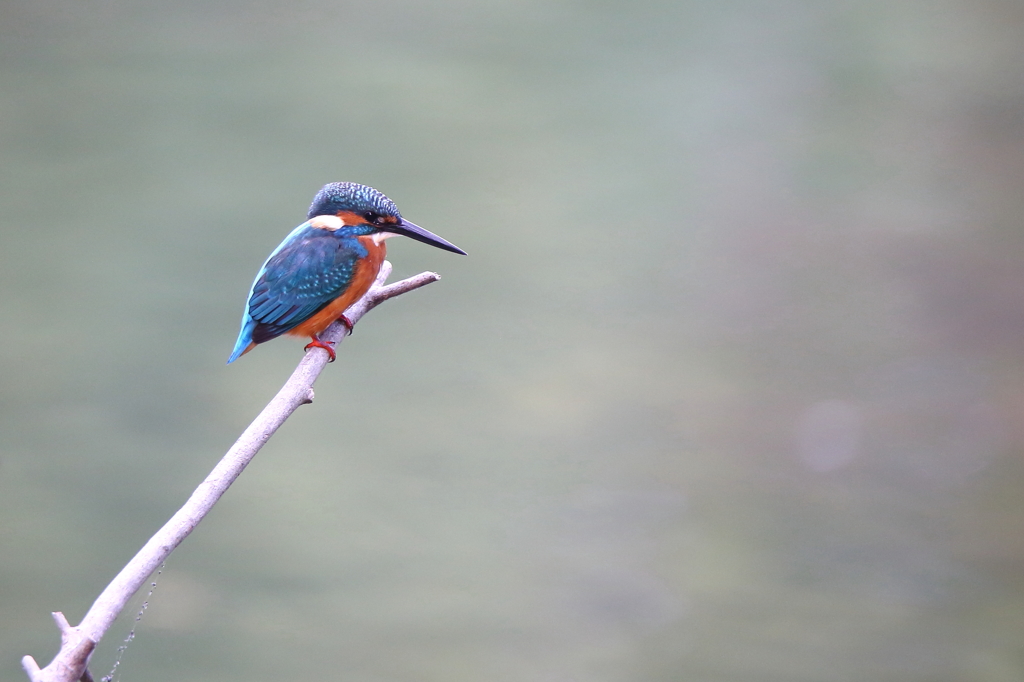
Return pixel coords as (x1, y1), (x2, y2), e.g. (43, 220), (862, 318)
(338, 314), (354, 334)
(304, 336), (337, 362)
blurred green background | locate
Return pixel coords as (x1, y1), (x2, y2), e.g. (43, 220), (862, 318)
(4, 1), (1024, 680)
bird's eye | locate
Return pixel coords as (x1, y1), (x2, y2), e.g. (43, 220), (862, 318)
(364, 211), (386, 225)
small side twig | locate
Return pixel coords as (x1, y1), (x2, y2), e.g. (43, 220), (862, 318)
(22, 261), (441, 682)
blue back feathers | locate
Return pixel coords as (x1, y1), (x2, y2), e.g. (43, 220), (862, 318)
(245, 226), (369, 344)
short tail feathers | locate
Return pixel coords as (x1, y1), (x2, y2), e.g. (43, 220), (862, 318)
(227, 317), (258, 364)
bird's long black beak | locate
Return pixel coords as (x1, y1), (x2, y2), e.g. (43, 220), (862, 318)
(391, 218), (467, 255)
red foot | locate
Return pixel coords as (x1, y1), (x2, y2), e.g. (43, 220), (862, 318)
(337, 314), (354, 334)
(304, 335), (336, 362)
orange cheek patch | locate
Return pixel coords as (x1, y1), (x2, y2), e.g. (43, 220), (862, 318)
(335, 210), (366, 226)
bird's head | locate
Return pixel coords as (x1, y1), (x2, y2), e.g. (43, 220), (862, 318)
(307, 182), (466, 255)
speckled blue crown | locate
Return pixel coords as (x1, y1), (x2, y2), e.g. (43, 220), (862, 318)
(307, 182), (401, 220)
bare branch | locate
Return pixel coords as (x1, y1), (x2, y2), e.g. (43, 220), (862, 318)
(22, 261), (441, 682)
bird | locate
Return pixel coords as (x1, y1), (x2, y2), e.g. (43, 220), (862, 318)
(228, 182), (466, 364)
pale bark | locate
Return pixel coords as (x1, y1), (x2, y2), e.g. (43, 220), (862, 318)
(22, 262), (441, 682)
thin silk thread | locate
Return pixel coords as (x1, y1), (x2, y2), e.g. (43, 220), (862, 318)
(101, 564), (164, 682)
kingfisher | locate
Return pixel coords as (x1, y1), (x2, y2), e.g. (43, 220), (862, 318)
(228, 182), (466, 364)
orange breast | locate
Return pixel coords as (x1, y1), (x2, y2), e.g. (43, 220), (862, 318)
(287, 236), (387, 338)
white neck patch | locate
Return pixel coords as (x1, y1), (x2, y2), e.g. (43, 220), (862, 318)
(309, 215), (344, 230)
(372, 231), (399, 245)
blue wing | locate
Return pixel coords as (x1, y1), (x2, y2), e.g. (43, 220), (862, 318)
(227, 222), (368, 363)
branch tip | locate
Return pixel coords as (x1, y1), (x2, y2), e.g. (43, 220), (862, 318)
(21, 656), (41, 680)
(52, 612), (72, 635)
